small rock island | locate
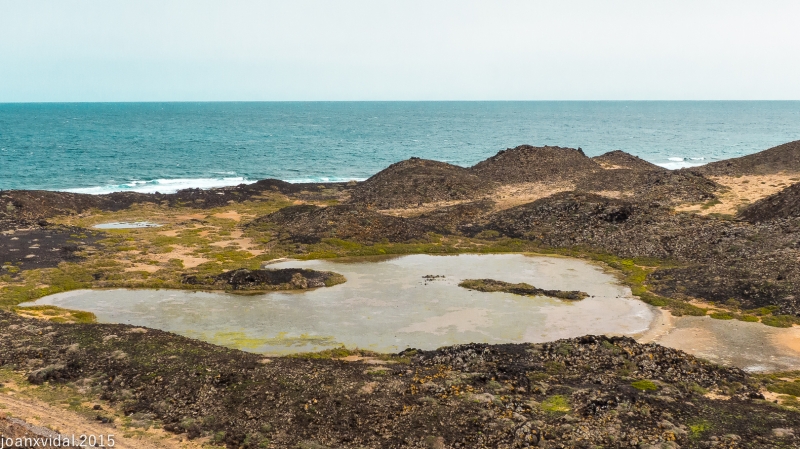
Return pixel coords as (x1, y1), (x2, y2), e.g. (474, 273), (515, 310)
(459, 278), (589, 300)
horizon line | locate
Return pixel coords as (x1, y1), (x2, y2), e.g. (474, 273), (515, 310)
(2, 99), (800, 105)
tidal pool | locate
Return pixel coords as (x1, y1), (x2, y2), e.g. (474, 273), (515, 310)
(26, 254), (657, 355)
(93, 221), (162, 229)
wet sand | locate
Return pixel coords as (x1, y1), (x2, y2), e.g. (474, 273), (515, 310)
(650, 314), (800, 372)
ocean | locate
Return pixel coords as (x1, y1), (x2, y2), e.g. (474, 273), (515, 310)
(1, 101), (799, 194)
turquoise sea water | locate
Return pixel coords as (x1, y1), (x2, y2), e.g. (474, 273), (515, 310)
(1, 101), (799, 193)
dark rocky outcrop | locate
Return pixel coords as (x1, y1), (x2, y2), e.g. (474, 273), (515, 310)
(592, 150), (665, 171)
(0, 227), (103, 271)
(182, 268), (345, 291)
(459, 278), (589, 300)
(348, 157), (496, 209)
(575, 169), (720, 205)
(470, 145), (601, 184)
(413, 199), (496, 235)
(246, 204), (428, 244)
(738, 182), (800, 223)
(691, 140), (800, 176)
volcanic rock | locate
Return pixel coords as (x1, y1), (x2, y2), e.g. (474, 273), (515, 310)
(247, 204), (428, 244)
(692, 140), (800, 176)
(348, 157), (496, 209)
(182, 268), (345, 291)
(592, 150), (665, 171)
(738, 181), (800, 223)
(470, 145), (601, 184)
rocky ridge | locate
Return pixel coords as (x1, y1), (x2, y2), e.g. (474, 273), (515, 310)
(348, 158), (496, 209)
(692, 140), (800, 176)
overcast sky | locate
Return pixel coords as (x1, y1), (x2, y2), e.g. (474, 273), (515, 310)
(1, 0), (799, 101)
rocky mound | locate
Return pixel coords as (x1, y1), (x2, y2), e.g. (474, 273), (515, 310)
(575, 169), (720, 205)
(348, 157), (495, 208)
(459, 279), (588, 300)
(2, 312), (797, 448)
(412, 199), (496, 235)
(182, 268), (346, 291)
(470, 145), (601, 184)
(480, 191), (640, 238)
(592, 150), (665, 171)
(692, 140), (800, 176)
(738, 182), (800, 223)
(247, 204), (428, 244)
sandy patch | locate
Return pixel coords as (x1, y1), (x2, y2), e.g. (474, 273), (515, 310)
(377, 182), (575, 216)
(124, 263), (162, 273)
(176, 213), (207, 221)
(655, 321), (718, 354)
(213, 210), (243, 222)
(149, 245), (210, 268)
(596, 162), (627, 170)
(208, 230), (265, 256)
(591, 190), (625, 199)
(157, 230), (179, 237)
(380, 200), (471, 217)
(635, 308), (677, 344)
(491, 181), (575, 210)
(771, 326), (800, 354)
(676, 173), (799, 215)
(0, 384), (203, 449)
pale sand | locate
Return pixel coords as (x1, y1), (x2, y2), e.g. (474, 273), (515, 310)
(379, 181), (576, 217)
(650, 313), (800, 372)
(123, 263), (162, 273)
(175, 213), (207, 220)
(772, 326), (800, 354)
(634, 307), (677, 344)
(208, 230), (265, 256)
(0, 380), (203, 449)
(490, 181), (576, 210)
(677, 173), (800, 215)
(213, 210), (244, 222)
(149, 245), (210, 269)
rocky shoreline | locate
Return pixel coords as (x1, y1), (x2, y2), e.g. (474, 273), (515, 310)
(3, 140), (800, 446)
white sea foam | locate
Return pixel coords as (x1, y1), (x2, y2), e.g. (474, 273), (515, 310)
(61, 176), (367, 195)
(656, 156), (709, 170)
(62, 177), (254, 195)
(284, 177), (367, 184)
(656, 161), (708, 170)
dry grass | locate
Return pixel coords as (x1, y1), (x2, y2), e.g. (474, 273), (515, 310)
(676, 173), (799, 215)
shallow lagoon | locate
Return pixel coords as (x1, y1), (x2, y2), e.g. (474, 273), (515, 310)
(27, 254), (657, 354)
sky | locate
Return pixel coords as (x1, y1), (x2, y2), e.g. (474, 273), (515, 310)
(1, 0), (799, 102)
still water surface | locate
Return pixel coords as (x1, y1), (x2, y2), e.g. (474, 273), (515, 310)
(27, 254), (657, 354)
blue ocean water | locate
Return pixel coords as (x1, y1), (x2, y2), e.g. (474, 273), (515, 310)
(1, 101), (799, 194)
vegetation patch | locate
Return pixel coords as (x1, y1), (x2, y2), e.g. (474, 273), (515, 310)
(541, 395), (570, 414)
(631, 379), (659, 391)
(458, 278), (588, 301)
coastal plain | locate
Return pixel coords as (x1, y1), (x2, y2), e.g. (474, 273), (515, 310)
(3, 141), (800, 447)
